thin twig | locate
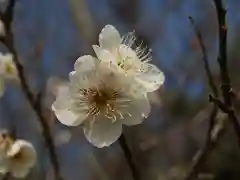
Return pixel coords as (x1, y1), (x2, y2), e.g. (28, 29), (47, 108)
(185, 16), (221, 180)
(119, 134), (140, 180)
(213, 0), (240, 146)
(185, 106), (221, 180)
(188, 16), (219, 97)
(0, 1), (62, 180)
(185, 1), (240, 179)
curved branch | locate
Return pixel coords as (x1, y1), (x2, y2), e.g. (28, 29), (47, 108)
(0, 1), (62, 179)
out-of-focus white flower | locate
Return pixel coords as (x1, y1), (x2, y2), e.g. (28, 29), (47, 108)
(0, 53), (17, 79)
(0, 136), (12, 175)
(0, 136), (36, 178)
(93, 25), (165, 93)
(0, 53), (17, 98)
(0, 20), (5, 37)
(0, 131), (13, 158)
(6, 140), (36, 178)
(52, 55), (151, 147)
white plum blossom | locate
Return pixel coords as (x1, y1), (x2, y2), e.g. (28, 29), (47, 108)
(0, 53), (17, 98)
(6, 140), (36, 178)
(93, 24), (165, 93)
(52, 55), (151, 147)
(0, 134), (36, 178)
(0, 53), (17, 79)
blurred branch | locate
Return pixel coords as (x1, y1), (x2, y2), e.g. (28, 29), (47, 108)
(185, 1), (240, 179)
(185, 106), (220, 180)
(119, 134), (140, 180)
(0, 1), (62, 180)
(185, 16), (222, 180)
(213, 0), (240, 146)
(68, 0), (96, 51)
(188, 16), (219, 97)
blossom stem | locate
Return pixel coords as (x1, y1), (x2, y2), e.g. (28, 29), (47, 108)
(119, 134), (140, 180)
(0, 1), (62, 180)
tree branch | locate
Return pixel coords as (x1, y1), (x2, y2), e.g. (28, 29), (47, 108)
(0, 1), (62, 179)
(185, 105), (221, 180)
(184, 16), (222, 180)
(185, 1), (240, 179)
(119, 134), (140, 180)
(213, 0), (240, 147)
(188, 16), (219, 97)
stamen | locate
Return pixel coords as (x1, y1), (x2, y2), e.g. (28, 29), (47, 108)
(117, 111), (124, 119)
(122, 32), (136, 49)
(127, 112), (132, 117)
(88, 104), (100, 116)
(76, 83), (129, 123)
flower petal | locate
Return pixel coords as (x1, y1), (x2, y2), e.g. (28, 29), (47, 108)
(83, 116), (122, 148)
(119, 44), (138, 62)
(74, 55), (99, 73)
(136, 63), (165, 92)
(92, 45), (117, 66)
(0, 77), (4, 98)
(53, 108), (86, 126)
(8, 140), (36, 168)
(52, 84), (87, 126)
(52, 84), (73, 110)
(120, 94), (151, 126)
(0, 158), (9, 175)
(10, 165), (30, 178)
(99, 25), (121, 51)
(7, 140), (35, 178)
(0, 54), (17, 79)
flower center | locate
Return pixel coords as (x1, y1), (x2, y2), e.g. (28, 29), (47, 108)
(4, 63), (14, 75)
(0, 133), (13, 153)
(12, 151), (23, 160)
(92, 90), (111, 106)
(79, 86), (119, 121)
(116, 55), (132, 70)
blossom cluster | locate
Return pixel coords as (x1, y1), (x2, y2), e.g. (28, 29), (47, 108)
(0, 20), (35, 178)
(0, 131), (36, 178)
(52, 25), (165, 147)
(0, 20), (17, 98)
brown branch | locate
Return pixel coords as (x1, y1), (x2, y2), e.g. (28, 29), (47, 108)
(119, 134), (140, 180)
(213, 0), (240, 147)
(188, 16), (219, 97)
(185, 105), (220, 180)
(185, 1), (240, 179)
(184, 16), (222, 180)
(0, 1), (62, 180)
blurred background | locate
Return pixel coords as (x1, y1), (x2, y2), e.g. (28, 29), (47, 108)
(1, 0), (240, 179)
